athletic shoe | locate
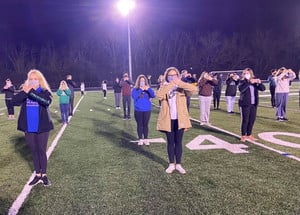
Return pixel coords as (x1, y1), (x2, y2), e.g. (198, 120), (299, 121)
(282, 117), (288, 121)
(29, 175), (42, 186)
(175, 164), (186, 174)
(144, 139), (150, 146)
(165, 164), (176, 174)
(41, 176), (51, 187)
(127, 116), (131, 120)
(246, 135), (258, 141)
(123, 116), (127, 120)
(138, 139), (144, 146)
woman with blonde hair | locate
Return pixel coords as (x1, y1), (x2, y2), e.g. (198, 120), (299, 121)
(156, 67), (197, 174)
(132, 74), (155, 145)
(238, 68), (265, 142)
(57, 80), (72, 124)
(12, 69), (53, 186)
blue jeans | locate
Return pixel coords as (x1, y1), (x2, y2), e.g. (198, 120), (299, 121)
(60, 103), (69, 123)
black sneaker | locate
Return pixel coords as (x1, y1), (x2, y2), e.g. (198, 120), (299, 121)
(127, 116), (131, 120)
(29, 176), (42, 186)
(123, 116), (127, 120)
(41, 176), (51, 187)
(282, 117), (288, 121)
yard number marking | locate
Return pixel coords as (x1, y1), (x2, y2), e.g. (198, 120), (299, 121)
(258, 132), (300, 148)
(186, 135), (248, 154)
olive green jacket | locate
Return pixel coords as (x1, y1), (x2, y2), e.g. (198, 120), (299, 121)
(156, 81), (197, 132)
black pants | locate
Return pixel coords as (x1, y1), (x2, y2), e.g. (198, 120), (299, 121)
(5, 99), (14, 115)
(103, 90), (107, 97)
(69, 95), (74, 116)
(134, 110), (151, 139)
(186, 96), (191, 112)
(270, 86), (276, 107)
(122, 96), (131, 118)
(213, 91), (221, 109)
(165, 119), (184, 164)
(240, 105), (257, 136)
(25, 132), (50, 174)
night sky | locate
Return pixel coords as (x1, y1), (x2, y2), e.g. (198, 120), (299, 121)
(0, 0), (299, 45)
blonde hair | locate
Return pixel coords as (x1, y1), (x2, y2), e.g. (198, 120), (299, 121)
(26, 69), (52, 93)
(59, 80), (69, 90)
(164, 67), (180, 82)
(242, 68), (254, 79)
(134, 74), (149, 89)
(198, 71), (208, 82)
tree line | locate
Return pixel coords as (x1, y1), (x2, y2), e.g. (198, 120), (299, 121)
(1, 29), (299, 88)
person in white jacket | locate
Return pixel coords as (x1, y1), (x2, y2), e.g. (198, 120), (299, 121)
(273, 67), (296, 121)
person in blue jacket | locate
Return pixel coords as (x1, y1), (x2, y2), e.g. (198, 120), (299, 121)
(132, 74), (155, 146)
(12, 69), (54, 187)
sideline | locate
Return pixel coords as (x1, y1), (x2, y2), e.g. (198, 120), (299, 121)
(8, 96), (84, 215)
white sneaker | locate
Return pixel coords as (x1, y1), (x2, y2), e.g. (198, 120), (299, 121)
(144, 139), (150, 146)
(138, 139), (144, 146)
(165, 163), (175, 174)
(175, 164), (186, 174)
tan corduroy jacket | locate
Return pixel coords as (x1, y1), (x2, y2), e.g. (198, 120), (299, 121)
(156, 81), (197, 132)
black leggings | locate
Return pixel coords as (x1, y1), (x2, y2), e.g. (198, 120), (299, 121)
(134, 110), (151, 139)
(25, 132), (50, 174)
(165, 119), (184, 164)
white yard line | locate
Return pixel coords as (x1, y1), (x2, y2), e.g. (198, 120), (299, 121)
(8, 96), (84, 215)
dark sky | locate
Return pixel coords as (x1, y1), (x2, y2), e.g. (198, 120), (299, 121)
(0, 0), (299, 45)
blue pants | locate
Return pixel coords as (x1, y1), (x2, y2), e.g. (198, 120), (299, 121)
(60, 103), (69, 123)
(275, 92), (289, 118)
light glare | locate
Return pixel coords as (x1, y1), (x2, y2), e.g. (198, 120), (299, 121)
(117, 0), (135, 16)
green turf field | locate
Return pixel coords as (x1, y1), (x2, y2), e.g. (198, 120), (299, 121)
(1, 85), (300, 214)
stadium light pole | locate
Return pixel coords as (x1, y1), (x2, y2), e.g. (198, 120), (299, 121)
(117, 0), (135, 80)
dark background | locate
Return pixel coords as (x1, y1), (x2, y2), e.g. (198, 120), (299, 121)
(0, 0), (299, 88)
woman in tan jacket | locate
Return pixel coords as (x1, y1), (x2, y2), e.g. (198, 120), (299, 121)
(156, 67), (197, 174)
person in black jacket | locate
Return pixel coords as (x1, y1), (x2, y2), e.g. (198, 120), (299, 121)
(112, 77), (122, 109)
(12, 69), (54, 186)
(2, 78), (15, 119)
(238, 68), (265, 142)
(66, 74), (76, 116)
(225, 73), (239, 113)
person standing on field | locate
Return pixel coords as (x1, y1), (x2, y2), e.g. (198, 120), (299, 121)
(66, 74), (76, 116)
(156, 67), (197, 174)
(238, 68), (265, 142)
(56, 80), (71, 125)
(132, 74), (155, 146)
(102, 80), (107, 99)
(2, 78), (15, 119)
(113, 77), (122, 109)
(12, 69), (53, 186)
(80, 82), (85, 96)
(121, 73), (134, 120)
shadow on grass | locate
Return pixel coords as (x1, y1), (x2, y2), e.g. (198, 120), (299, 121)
(10, 135), (33, 170)
(0, 197), (10, 215)
(93, 118), (168, 168)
